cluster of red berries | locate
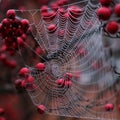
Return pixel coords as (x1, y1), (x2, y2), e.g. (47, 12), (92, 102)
(56, 73), (72, 88)
(15, 62), (45, 90)
(0, 108), (6, 120)
(97, 0), (120, 34)
(0, 9), (29, 55)
(41, 5), (82, 33)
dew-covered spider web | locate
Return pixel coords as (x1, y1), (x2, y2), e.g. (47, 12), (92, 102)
(15, 0), (120, 119)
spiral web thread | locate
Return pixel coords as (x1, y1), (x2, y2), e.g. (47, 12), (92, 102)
(15, 0), (120, 119)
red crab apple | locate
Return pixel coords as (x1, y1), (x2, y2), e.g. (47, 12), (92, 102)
(56, 79), (64, 86)
(17, 37), (24, 46)
(106, 21), (119, 34)
(37, 105), (46, 114)
(35, 47), (43, 55)
(118, 104), (120, 111)
(114, 3), (120, 17)
(65, 81), (72, 87)
(41, 5), (48, 13)
(0, 117), (6, 120)
(19, 67), (30, 77)
(47, 24), (56, 33)
(64, 73), (72, 80)
(25, 75), (34, 83)
(105, 103), (114, 111)
(0, 108), (5, 115)
(99, 0), (111, 6)
(96, 7), (111, 21)
(35, 63), (45, 71)
(6, 9), (16, 19)
(15, 79), (25, 89)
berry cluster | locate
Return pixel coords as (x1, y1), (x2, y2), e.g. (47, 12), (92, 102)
(0, 9), (29, 54)
(15, 62), (46, 90)
(56, 73), (72, 88)
(97, 0), (120, 34)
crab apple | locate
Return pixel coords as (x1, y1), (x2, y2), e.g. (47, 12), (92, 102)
(37, 105), (46, 114)
(114, 3), (120, 17)
(42, 11), (56, 22)
(35, 47), (43, 55)
(58, 8), (65, 14)
(0, 117), (6, 120)
(0, 54), (7, 61)
(21, 19), (30, 32)
(64, 73), (72, 80)
(41, 5), (48, 13)
(6, 9), (16, 19)
(17, 37), (24, 46)
(51, 3), (58, 11)
(4, 59), (17, 68)
(26, 84), (36, 91)
(68, 6), (82, 18)
(2, 18), (10, 27)
(25, 75), (34, 83)
(47, 24), (56, 33)
(65, 81), (72, 87)
(105, 103), (114, 111)
(99, 0), (111, 6)
(15, 79), (25, 89)
(106, 21), (119, 34)
(56, 79), (64, 86)
(118, 104), (120, 112)
(96, 7), (111, 21)
(35, 63), (45, 71)
(0, 108), (5, 115)
(19, 67), (30, 77)
(21, 34), (27, 41)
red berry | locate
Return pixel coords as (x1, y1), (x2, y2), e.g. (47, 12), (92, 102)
(35, 47), (43, 55)
(15, 79), (25, 89)
(35, 63), (45, 71)
(6, 9), (16, 19)
(21, 19), (30, 32)
(0, 54), (7, 61)
(37, 105), (46, 114)
(25, 75), (34, 83)
(51, 3), (58, 11)
(105, 103), (114, 111)
(41, 5), (48, 13)
(58, 8), (65, 14)
(64, 73), (72, 80)
(2, 18), (10, 26)
(106, 21), (119, 34)
(118, 104), (120, 111)
(4, 59), (17, 68)
(68, 6), (82, 18)
(114, 3), (120, 17)
(0, 108), (5, 115)
(17, 37), (24, 46)
(97, 7), (111, 21)
(47, 24), (56, 33)
(19, 67), (30, 77)
(99, 0), (111, 6)
(56, 79), (64, 86)
(65, 81), (72, 87)
(0, 117), (6, 120)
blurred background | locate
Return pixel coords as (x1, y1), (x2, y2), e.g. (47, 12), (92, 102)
(0, 0), (120, 120)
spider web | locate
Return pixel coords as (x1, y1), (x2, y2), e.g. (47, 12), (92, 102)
(15, 0), (119, 119)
